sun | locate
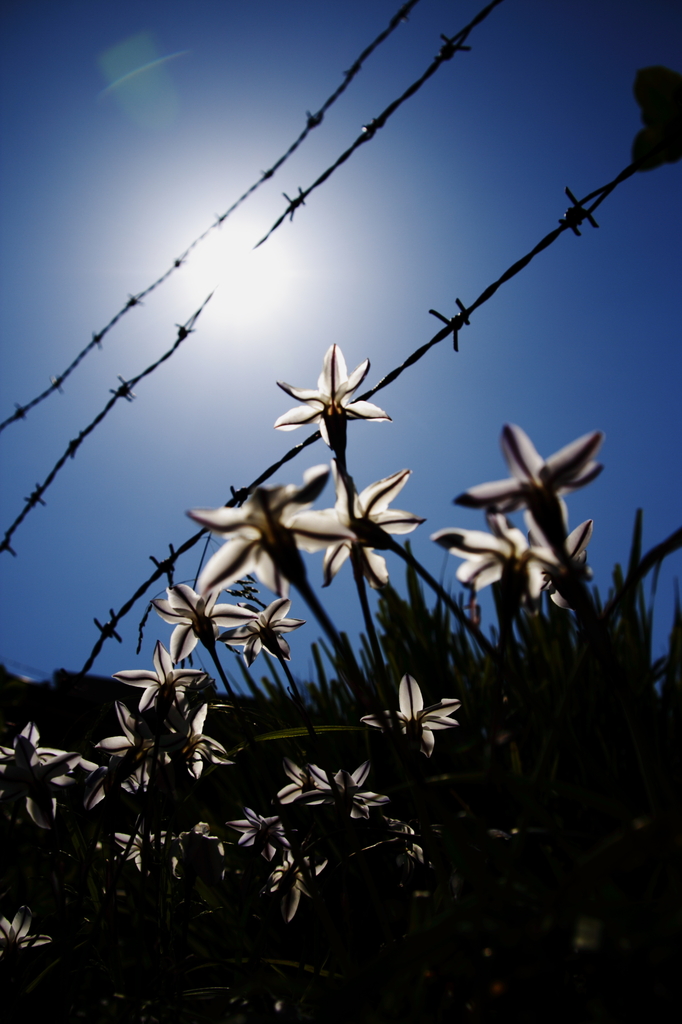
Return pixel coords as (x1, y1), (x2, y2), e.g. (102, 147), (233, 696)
(177, 217), (302, 332)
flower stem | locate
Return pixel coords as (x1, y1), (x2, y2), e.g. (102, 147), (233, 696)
(387, 540), (496, 658)
(351, 546), (389, 703)
(293, 572), (372, 709)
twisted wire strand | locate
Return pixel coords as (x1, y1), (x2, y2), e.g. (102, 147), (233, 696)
(0, 294), (213, 557)
(0, 0), (422, 437)
(75, 133), (674, 676)
(254, 0), (506, 248)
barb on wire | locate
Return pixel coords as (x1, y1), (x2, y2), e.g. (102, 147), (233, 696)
(77, 127), (677, 676)
(0, 1), (422, 438)
(254, 0), (505, 248)
(0, 294), (213, 557)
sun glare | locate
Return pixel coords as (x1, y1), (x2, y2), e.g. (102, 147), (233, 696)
(177, 219), (302, 332)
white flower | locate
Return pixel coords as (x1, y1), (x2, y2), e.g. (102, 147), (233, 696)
(113, 640), (212, 714)
(382, 816), (426, 884)
(301, 761), (390, 818)
(274, 345), (390, 455)
(276, 757), (325, 805)
(263, 852), (327, 922)
(171, 822), (225, 884)
(217, 598), (305, 666)
(226, 807), (291, 861)
(361, 675), (460, 758)
(152, 584), (260, 663)
(455, 424), (603, 546)
(0, 730), (81, 828)
(321, 463), (424, 589)
(92, 701), (173, 796)
(529, 518), (594, 608)
(0, 907), (51, 958)
(431, 512), (559, 608)
(164, 700), (233, 780)
(114, 827), (167, 871)
(189, 465), (355, 598)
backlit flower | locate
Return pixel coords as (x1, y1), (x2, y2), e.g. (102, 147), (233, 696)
(164, 700), (233, 779)
(0, 730), (81, 828)
(226, 807), (290, 860)
(301, 761), (390, 818)
(113, 640), (211, 713)
(152, 584), (259, 662)
(274, 344), (390, 458)
(189, 465), (355, 598)
(217, 597), (305, 666)
(529, 518), (594, 608)
(361, 675), (460, 758)
(171, 822), (225, 884)
(0, 907), (51, 958)
(276, 757), (324, 805)
(382, 816), (427, 884)
(321, 463), (424, 589)
(263, 852), (327, 922)
(455, 424), (603, 548)
(431, 512), (559, 608)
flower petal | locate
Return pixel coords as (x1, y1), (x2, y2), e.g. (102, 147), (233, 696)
(420, 728), (435, 758)
(344, 400), (391, 422)
(542, 431), (604, 489)
(361, 549), (389, 590)
(351, 760), (371, 787)
(274, 405), (323, 430)
(358, 469), (411, 516)
(153, 641), (173, 678)
(197, 538), (259, 596)
(501, 424), (544, 482)
(454, 478), (526, 511)
(318, 344), (348, 396)
(170, 624), (198, 664)
(322, 541), (351, 586)
(344, 357), (370, 396)
(398, 675), (423, 717)
(276, 380), (324, 402)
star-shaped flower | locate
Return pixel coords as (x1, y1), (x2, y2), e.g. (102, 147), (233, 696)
(0, 731), (81, 828)
(274, 345), (390, 458)
(361, 675), (460, 758)
(263, 852), (327, 922)
(189, 465), (355, 597)
(301, 761), (390, 818)
(455, 424), (603, 548)
(113, 640), (212, 713)
(93, 701), (171, 791)
(226, 806), (291, 860)
(321, 463), (424, 589)
(164, 700), (233, 780)
(529, 518), (594, 609)
(0, 908), (51, 959)
(217, 597), (305, 666)
(152, 584), (260, 663)
(432, 512), (559, 609)
(276, 757), (325, 805)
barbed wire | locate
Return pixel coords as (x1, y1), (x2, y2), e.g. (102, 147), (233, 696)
(0, 1), (422, 438)
(75, 132), (675, 677)
(0, 294), (213, 557)
(254, 0), (506, 248)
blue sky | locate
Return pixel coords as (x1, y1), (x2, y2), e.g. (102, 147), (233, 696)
(0, 0), (680, 683)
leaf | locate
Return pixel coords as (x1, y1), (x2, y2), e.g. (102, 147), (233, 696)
(632, 66), (682, 170)
(226, 723), (367, 757)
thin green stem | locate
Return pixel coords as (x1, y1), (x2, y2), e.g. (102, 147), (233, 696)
(351, 547), (390, 703)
